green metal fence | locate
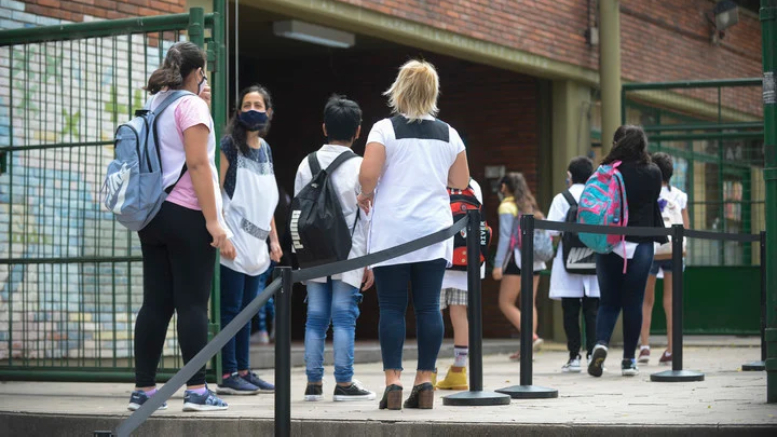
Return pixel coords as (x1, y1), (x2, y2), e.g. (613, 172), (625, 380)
(618, 79), (764, 334)
(0, 8), (226, 382)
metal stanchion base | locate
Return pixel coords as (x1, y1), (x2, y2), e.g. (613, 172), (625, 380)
(495, 385), (558, 399)
(93, 432), (113, 437)
(742, 361), (766, 371)
(442, 390), (512, 406)
(650, 369), (705, 382)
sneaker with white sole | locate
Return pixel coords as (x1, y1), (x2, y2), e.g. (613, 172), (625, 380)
(562, 355), (582, 373)
(183, 388), (229, 411)
(216, 373), (260, 395)
(658, 350), (672, 366)
(304, 383), (323, 401)
(533, 338), (544, 351)
(588, 344), (608, 377)
(333, 380), (376, 402)
(243, 371), (275, 393)
(621, 359), (639, 377)
(638, 347), (650, 364)
(127, 390), (168, 411)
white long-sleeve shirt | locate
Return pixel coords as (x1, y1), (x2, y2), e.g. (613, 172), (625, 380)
(293, 144), (368, 290)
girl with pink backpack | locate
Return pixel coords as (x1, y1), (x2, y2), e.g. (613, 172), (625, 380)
(581, 125), (668, 378)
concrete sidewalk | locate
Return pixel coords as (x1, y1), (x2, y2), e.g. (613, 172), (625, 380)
(1, 340), (775, 436)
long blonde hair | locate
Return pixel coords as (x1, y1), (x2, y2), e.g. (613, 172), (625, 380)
(383, 60), (439, 121)
(501, 172), (544, 219)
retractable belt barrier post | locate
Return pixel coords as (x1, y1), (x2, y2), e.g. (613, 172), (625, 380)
(496, 215), (558, 399)
(650, 225), (705, 382)
(275, 267), (293, 437)
(743, 230), (767, 371)
(443, 210), (511, 406)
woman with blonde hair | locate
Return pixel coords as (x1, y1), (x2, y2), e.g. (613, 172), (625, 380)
(492, 172), (546, 360)
(358, 60), (470, 410)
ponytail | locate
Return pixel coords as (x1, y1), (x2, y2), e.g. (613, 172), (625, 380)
(145, 41), (205, 95)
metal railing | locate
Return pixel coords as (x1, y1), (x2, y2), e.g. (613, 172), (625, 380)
(0, 7), (226, 383)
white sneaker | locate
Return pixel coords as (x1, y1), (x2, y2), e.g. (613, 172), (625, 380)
(562, 355), (582, 373)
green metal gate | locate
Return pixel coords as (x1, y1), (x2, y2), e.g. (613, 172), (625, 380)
(621, 78), (765, 334)
(0, 7), (227, 381)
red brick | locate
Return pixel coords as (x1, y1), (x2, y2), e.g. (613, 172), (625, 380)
(93, 0), (115, 10)
(117, 3), (138, 15)
(36, 0), (61, 8)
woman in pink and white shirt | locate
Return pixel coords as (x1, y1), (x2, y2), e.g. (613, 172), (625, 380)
(129, 41), (231, 413)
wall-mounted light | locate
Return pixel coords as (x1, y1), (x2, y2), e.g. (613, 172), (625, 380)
(273, 20), (355, 49)
(708, 0), (740, 45)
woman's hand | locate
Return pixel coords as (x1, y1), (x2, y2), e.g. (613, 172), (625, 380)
(361, 268), (374, 291)
(270, 242), (283, 263)
(206, 220), (228, 249)
(199, 82), (212, 107)
(357, 192), (374, 214)
(220, 239), (237, 260)
(492, 267), (503, 281)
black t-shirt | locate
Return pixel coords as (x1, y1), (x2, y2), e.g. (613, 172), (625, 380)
(617, 160), (668, 244)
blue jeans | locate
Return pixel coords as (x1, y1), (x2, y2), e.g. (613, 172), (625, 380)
(220, 265), (267, 374)
(372, 259), (447, 372)
(257, 263), (275, 332)
(596, 242), (654, 359)
(304, 279), (362, 383)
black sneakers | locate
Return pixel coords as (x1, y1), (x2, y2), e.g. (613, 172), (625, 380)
(333, 381), (376, 402)
(304, 384), (323, 401)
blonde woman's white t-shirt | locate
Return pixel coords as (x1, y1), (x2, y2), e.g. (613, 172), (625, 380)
(366, 114), (466, 268)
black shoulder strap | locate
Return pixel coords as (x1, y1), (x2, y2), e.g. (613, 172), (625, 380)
(324, 150), (358, 174)
(561, 189), (576, 207)
(307, 152), (321, 176)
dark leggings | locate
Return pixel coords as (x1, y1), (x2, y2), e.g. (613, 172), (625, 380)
(595, 242), (654, 360)
(562, 296), (599, 358)
(135, 202), (215, 387)
(372, 259), (447, 372)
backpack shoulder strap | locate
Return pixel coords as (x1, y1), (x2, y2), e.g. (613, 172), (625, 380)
(324, 150), (358, 174)
(152, 90), (195, 116)
(307, 152), (322, 176)
(561, 189), (576, 207)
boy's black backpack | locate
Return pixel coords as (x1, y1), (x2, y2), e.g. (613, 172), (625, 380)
(561, 190), (597, 275)
(289, 151), (358, 268)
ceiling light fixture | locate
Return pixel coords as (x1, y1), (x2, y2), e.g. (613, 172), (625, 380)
(273, 20), (355, 49)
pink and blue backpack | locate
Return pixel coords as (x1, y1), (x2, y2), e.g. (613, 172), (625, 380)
(577, 161), (629, 263)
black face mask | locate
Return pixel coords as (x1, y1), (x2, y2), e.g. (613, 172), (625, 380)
(238, 110), (269, 132)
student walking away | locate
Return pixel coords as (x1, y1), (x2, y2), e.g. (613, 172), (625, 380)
(492, 172), (548, 361)
(546, 157), (600, 373)
(358, 60), (470, 410)
(216, 85), (280, 395)
(580, 125), (667, 378)
(293, 95), (376, 402)
(436, 178), (489, 390)
(639, 152), (689, 366)
(119, 42), (231, 411)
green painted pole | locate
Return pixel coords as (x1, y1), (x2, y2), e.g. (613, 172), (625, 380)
(188, 7), (205, 48)
(210, 0), (228, 384)
(761, 0), (777, 404)
(599, 0), (621, 156)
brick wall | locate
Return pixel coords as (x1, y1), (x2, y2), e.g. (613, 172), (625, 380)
(0, 0), (186, 27)
(337, 0), (762, 115)
(240, 47), (540, 340)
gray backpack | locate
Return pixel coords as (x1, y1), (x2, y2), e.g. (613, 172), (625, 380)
(103, 90), (193, 231)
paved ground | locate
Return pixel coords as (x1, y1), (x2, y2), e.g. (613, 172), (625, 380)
(0, 337), (775, 435)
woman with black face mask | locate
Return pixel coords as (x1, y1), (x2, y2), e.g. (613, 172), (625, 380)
(215, 85), (282, 395)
